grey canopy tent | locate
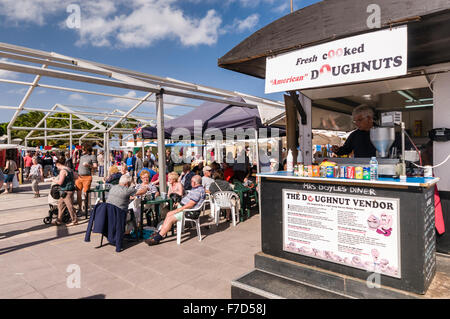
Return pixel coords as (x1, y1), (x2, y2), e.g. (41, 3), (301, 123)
(141, 125), (171, 139)
(163, 96), (284, 139)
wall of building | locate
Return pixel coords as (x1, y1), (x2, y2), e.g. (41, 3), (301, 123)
(433, 72), (450, 191)
(434, 71), (450, 254)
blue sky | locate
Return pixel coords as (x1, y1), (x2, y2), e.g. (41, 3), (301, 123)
(0, 0), (321, 123)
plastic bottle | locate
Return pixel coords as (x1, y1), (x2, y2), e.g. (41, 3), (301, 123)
(370, 156), (378, 180)
(297, 148), (303, 164)
(287, 149), (294, 172)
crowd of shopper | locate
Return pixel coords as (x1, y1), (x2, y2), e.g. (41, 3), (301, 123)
(1, 144), (259, 246)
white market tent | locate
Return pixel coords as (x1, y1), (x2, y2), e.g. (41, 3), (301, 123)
(0, 42), (285, 191)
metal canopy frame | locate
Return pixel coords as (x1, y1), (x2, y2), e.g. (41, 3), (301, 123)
(0, 42), (285, 190)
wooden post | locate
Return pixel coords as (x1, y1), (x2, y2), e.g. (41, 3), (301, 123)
(283, 94), (298, 163)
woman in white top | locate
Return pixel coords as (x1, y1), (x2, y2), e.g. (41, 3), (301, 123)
(131, 169), (159, 225)
(28, 157), (44, 198)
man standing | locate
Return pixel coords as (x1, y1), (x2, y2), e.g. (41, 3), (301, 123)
(97, 151), (104, 177)
(145, 175), (205, 246)
(75, 144), (97, 212)
(165, 149), (174, 173)
(23, 152), (33, 180)
(42, 151), (53, 178)
(331, 105), (377, 158)
(179, 163), (195, 191)
(126, 151), (136, 179)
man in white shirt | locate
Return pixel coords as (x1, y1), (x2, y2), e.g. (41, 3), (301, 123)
(201, 166), (214, 191)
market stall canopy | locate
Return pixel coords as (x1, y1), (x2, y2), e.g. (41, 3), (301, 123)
(165, 142), (205, 147)
(164, 96), (285, 139)
(218, 0), (450, 79)
(141, 126), (171, 139)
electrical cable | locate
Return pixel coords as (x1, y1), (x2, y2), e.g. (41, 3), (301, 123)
(412, 154), (450, 169)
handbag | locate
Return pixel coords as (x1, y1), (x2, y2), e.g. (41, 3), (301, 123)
(185, 210), (201, 219)
(3, 160), (10, 175)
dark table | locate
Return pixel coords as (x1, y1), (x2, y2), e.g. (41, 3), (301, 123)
(139, 196), (173, 239)
(85, 185), (111, 219)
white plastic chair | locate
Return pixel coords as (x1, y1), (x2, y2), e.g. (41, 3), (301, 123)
(203, 193), (215, 219)
(212, 191), (239, 227)
(176, 201), (205, 245)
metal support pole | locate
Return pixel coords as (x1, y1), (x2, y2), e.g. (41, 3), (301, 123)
(255, 128), (262, 215)
(400, 122), (407, 181)
(141, 133), (145, 161)
(44, 119), (47, 146)
(156, 89), (167, 194)
(69, 114), (73, 155)
(104, 132), (109, 175)
(255, 128), (260, 174)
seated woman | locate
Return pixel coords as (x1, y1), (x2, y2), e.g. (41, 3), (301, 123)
(130, 169), (159, 225)
(243, 165), (257, 188)
(167, 171), (184, 205)
(121, 163), (130, 177)
(209, 170), (232, 195)
(104, 165), (122, 184)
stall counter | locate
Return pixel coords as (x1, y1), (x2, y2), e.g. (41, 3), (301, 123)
(256, 171), (439, 295)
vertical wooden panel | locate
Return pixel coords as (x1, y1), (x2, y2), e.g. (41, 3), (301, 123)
(283, 94), (298, 163)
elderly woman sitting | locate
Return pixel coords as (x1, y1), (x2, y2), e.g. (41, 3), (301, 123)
(104, 165), (122, 184)
(168, 171), (184, 205)
(130, 169), (159, 225)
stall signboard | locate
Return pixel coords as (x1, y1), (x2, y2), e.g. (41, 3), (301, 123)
(282, 189), (401, 278)
(265, 26), (407, 93)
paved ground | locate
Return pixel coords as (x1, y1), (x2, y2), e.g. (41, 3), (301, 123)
(0, 180), (261, 299)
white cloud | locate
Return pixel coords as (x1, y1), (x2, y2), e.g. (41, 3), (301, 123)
(106, 90), (140, 107)
(225, 0), (275, 8)
(68, 93), (86, 101)
(272, 2), (291, 14)
(235, 14), (259, 32)
(7, 87), (27, 95)
(0, 0), (282, 48)
(75, 0), (222, 48)
(220, 14), (259, 35)
(0, 59), (20, 80)
(0, 0), (223, 48)
(0, 0), (69, 25)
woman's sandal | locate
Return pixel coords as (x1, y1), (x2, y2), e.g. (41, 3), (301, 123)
(66, 221), (79, 227)
(53, 219), (63, 226)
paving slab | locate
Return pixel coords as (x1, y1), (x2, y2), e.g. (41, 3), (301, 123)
(0, 181), (261, 299)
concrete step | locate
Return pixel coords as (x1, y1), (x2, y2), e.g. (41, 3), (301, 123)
(231, 269), (349, 299)
(247, 252), (450, 299)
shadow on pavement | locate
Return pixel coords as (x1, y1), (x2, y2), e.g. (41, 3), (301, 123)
(0, 230), (86, 256)
(80, 294), (106, 299)
(1, 223), (55, 239)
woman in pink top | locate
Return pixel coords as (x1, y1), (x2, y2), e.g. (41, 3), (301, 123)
(167, 171), (183, 204)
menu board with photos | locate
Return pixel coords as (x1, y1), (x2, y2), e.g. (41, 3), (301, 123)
(283, 189), (401, 278)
